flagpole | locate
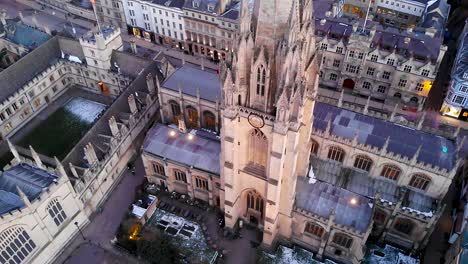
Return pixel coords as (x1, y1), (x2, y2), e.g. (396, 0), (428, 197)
(362, 0), (373, 32)
(90, 0), (102, 33)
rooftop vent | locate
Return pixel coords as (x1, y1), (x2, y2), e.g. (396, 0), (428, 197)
(404, 37), (411, 44)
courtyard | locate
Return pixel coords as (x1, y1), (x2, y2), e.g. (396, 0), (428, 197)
(0, 87), (113, 168)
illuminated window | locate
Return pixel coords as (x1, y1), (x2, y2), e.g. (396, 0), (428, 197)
(327, 146), (345, 163)
(380, 164), (401, 181)
(343, 4), (349, 12)
(202, 111), (216, 131)
(186, 106), (198, 128)
(304, 223), (324, 238)
(353, 7), (359, 14)
(169, 100), (181, 123)
(353, 155), (372, 171)
(409, 174), (431, 191)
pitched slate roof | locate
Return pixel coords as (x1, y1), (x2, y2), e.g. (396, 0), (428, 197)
(295, 176), (373, 233)
(162, 65), (221, 102)
(3, 19), (51, 50)
(0, 163), (58, 215)
(143, 124), (221, 175)
(313, 102), (456, 170)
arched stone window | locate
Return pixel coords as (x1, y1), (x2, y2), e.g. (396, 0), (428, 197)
(194, 176), (209, 190)
(304, 222), (324, 238)
(249, 129), (268, 168)
(311, 139), (319, 156)
(373, 209), (387, 225)
(238, 94), (242, 106)
(327, 146), (345, 163)
(47, 198), (67, 226)
(380, 164), (401, 181)
(186, 106), (198, 128)
(169, 100), (181, 123)
(202, 111), (216, 131)
(174, 170), (187, 183)
(152, 162), (165, 175)
(409, 174), (431, 191)
(393, 218), (414, 234)
(353, 155), (373, 172)
(332, 233), (353, 248)
(0, 226), (37, 263)
(246, 190), (264, 216)
(256, 65), (266, 96)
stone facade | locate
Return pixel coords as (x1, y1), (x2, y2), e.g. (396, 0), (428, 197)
(94, 0), (127, 28)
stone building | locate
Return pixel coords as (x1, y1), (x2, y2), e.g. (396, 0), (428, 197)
(157, 64), (221, 132)
(0, 25), (128, 140)
(141, 0), (462, 263)
(316, 18), (446, 112)
(182, 0), (237, 61)
(441, 21), (468, 121)
(0, 150), (88, 264)
(123, 0), (186, 48)
(0, 23), (171, 263)
(94, 0), (127, 28)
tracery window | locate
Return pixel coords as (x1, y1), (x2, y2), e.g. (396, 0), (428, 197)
(152, 162), (165, 175)
(304, 223), (324, 238)
(186, 106), (198, 128)
(380, 164), (400, 181)
(353, 155), (373, 172)
(248, 129), (268, 167)
(47, 198), (67, 226)
(195, 177), (209, 190)
(246, 190), (264, 216)
(310, 139), (319, 155)
(256, 65), (266, 96)
(169, 100), (181, 123)
(174, 170), (187, 183)
(0, 226), (37, 264)
(393, 218), (414, 234)
(332, 233), (353, 248)
(202, 111), (216, 131)
(327, 146), (345, 163)
(409, 174), (431, 191)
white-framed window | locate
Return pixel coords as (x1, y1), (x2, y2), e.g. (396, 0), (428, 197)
(327, 146), (345, 163)
(460, 86), (468, 93)
(358, 52), (364, 59)
(387, 58), (395, 65)
(320, 43), (328, 50)
(353, 155), (373, 172)
(398, 79), (407, 87)
(329, 73), (338, 81)
(421, 69), (430, 77)
(378, 85), (386, 93)
(403, 65), (412, 73)
(0, 226), (37, 263)
(348, 50), (355, 58)
(47, 198), (67, 226)
(367, 67), (375, 76)
(415, 83), (423, 92)
(336, 47), (343, 53)
(371, 55), (378, 62)
(463, 72), (468, 79)
(333, 59), (340, 68)
(346, 64), (358, 73)
(452, 95), (466, 105)
(382, 71), (391, 80)
(362, 82), (371, 89)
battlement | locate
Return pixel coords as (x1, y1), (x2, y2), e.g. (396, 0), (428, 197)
(79, 25), (121, 46)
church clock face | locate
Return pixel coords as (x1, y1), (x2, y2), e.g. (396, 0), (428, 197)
(248, 113), (265, 128)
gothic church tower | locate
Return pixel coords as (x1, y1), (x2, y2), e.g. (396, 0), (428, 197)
(220, 0), (319, 246)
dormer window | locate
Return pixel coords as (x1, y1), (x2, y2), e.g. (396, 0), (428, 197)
(464, 72), (468, 79)
(193, 0), (200, 8)
(208, 4), (215, 12)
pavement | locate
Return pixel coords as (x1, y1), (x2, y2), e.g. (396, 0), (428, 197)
(53, 156), (146, 264)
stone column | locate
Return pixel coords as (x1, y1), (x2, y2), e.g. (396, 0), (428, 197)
(146, 73), (156, 95)
(109, 116), (119, 137)
(84, 143), (98, 165)
(29, 145), (44, 169)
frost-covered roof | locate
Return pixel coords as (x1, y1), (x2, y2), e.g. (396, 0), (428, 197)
(295, 176), (373, 233)
(0, 163), (58, 215)
(162, 65), (221, 102)
(313, 102), (456, 170)
(143, 124), (221, 175)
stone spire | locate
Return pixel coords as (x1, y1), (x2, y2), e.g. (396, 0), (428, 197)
(363, 95), (371, 115)
(390, 104), (398, 122)
(109, 116), (119, 137)
(7, 140), (20, 162)
(337, 89), (344, 107)
(239, 0), (251, 35)
(411, 145), (422, 165)
(417, 111), (426, 130)
(128, 94), (138, 114)
(146, 73), (156, 95)
(29, 145), (44, 169)
(16, 186), (32, 208)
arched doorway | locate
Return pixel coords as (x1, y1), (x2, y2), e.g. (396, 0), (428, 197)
(245, 190), (264, 225)
(343, 79), (355, 90)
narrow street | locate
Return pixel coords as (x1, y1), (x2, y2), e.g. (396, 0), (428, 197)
(53, 157), (146, 264)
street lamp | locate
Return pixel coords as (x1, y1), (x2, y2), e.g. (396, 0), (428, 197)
(74, 222), (87, 241)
